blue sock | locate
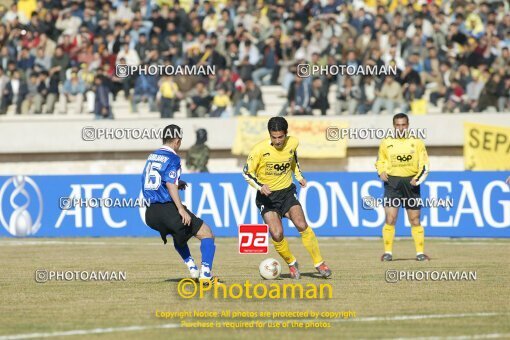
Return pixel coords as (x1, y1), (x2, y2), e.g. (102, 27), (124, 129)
(174, 243), (192, 262)
(200, 238), (216, 270)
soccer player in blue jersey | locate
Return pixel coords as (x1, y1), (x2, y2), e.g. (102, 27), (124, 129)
(142, 124), (217, 283)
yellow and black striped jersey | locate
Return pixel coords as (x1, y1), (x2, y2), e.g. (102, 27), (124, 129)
(243, 136), (304, 191)
(375, 137), (430, 184)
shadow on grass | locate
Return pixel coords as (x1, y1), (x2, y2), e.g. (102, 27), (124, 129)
(280, 272), (330, 279)
(386, 257), (433, 262)
(390, 258), (419, 262)
(163, 273), (333, 282)
(164, 278), (186, 282)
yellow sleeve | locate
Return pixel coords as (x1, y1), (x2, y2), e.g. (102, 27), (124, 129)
(291, 138), (304, 181)
(375, 140), (389, 175)
(243, 147), (263, 191)
(414, 140), (430, 185)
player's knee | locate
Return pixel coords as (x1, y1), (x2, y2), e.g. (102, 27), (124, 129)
(295, 223), (308, 232)
(196, 223), (214, 240)
(272, 231), (284, 242)
(409, 218), (421, 226)
(386, 216), (397, 225)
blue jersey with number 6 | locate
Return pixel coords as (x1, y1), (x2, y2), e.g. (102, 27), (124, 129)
(142, 146), (181, 204)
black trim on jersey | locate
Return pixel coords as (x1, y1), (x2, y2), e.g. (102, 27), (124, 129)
(243, 164), (263, 187)
(415, 165), (426, 182)
(294, 151), (302, 172)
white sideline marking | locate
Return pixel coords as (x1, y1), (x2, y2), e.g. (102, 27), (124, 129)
(0, 324), (180, 340)
(441, 242), (510, 246)
(0, 241), (164, 246)
(0, 312), (505, 340)
(343, 312), (503, 322)
(389, 333), (510, 340)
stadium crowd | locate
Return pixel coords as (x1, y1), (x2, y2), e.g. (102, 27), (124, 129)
(0, 0), (509, 118)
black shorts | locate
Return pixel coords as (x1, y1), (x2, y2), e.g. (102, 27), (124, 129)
(256, 183), (301, 217)
(145, 202), (203, 247)
(384, 175), (422, 210)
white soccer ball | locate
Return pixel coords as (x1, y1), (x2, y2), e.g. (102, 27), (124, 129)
(259, 258), (281, 280)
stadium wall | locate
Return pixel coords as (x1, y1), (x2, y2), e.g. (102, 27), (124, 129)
(1, 113), (506, 174)
(1, 113), (506, 153)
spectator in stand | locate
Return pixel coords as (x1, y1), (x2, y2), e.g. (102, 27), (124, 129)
(430, 62), (454, 107)
(17, 47), (35, 74)
(131, 73), (158, 113)
(94, 75), (112, 119)
(3, 70), (27, 114)
(0, 46), (10, 71)
(443, 80), (465, 113)
(46, 70), (60, 113)
(402, 82), (425, 113)
(0, 66), (9, 114)
(34, 47), (51, 72)
(187, 81), (211, 118)
(281, 75), (312, 116)
(478, 73), (502, 112)
(20, 72), (39, 114)
(234, 78), (264, 116)
(421, 47), (441, 86)
(159, 76), (181, 119)
(50, 46), (69, 84)
(116, 43), (140, 98)
(61, 70), (85, 113)
(358, 76), (377, 115)
(55, 7), (81, 38)
(500, 77), (510, 112)
(33, 71), (48, 114)
(336, 77), (360, 115)
(310, 77), (330, 116)
(210, 86), (231, 117)
(464, 71), (485, 112)
(400, 56), (422, 87)
(372, 76), (403, 115)
(252, 37), (279, 86)
(0, 0), (508, 117)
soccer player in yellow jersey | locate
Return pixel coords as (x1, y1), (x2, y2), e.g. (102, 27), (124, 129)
(375, 113), (430, 262)
(243, 117), (331, 279)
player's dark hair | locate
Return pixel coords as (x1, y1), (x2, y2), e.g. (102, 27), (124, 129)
(268, 117), (288, 134)
(393, 113), (409, 124)
(163, 124), (183, 144)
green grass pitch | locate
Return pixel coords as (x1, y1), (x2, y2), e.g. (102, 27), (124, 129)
(1, 237), (509, 339)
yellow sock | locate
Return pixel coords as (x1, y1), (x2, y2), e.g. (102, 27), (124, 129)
(300, 227), (324, 267)
(382, 224), (395, 254)
(272, 238), (296, 265)
(411, 225), (425, 254)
